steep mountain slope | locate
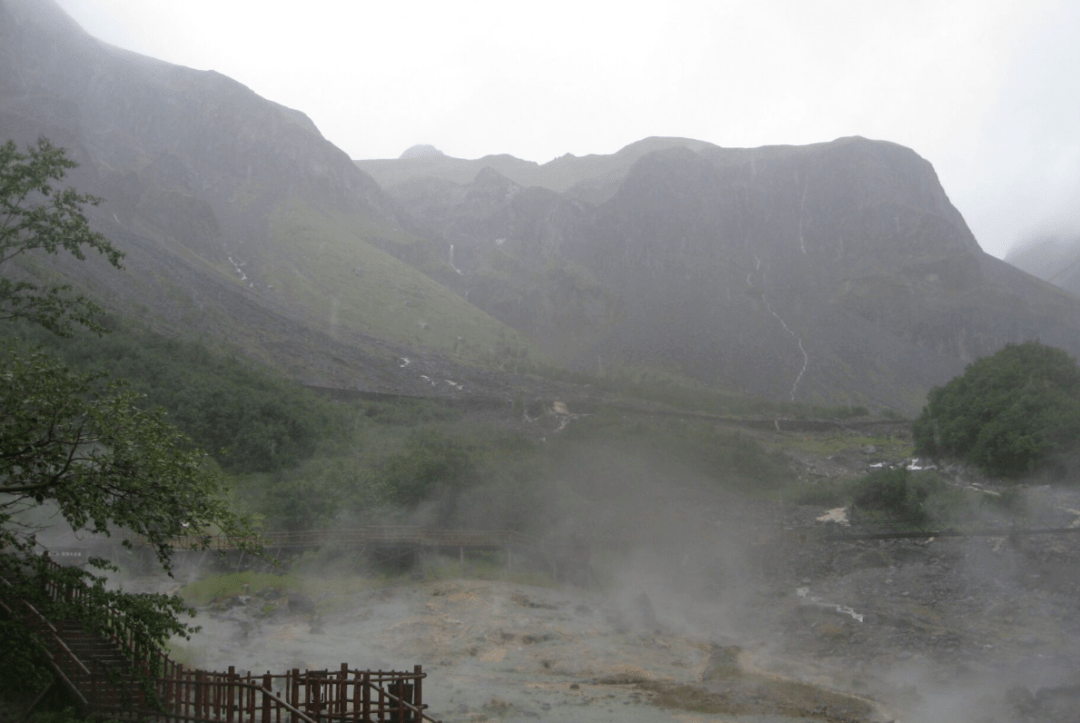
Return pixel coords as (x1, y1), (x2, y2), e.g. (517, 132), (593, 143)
(383, 137), (1080, 413)
(0, 0), (532, 392)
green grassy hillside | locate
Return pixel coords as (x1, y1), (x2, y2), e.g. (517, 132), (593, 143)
(262, 199), (536, 364)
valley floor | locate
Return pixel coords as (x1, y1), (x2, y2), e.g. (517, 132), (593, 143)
(172, 482), (1080, 723)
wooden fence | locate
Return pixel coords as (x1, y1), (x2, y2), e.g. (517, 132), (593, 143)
(2, 556), (440, 722)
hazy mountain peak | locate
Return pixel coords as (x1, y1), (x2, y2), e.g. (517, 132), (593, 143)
(400, 144), (445, 159)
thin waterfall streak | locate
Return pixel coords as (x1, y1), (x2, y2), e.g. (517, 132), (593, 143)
(449, 243), (463, 275)
(748, 253), (809, 401)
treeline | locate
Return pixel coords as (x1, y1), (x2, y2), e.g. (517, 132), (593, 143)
(9, 317), (342, 473)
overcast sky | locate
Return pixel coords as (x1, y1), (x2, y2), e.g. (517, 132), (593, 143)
(53, 0), (1079, 259)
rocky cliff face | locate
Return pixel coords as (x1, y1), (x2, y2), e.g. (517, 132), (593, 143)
(0, 0), (533, 395)
(384, 137), (1080, 413)
(0, 0), (397, 262)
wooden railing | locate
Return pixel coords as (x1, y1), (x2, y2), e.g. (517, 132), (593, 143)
(2, 556), (440, 722)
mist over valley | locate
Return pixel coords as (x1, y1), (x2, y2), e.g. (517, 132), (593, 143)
(4, 1), (1080, 722)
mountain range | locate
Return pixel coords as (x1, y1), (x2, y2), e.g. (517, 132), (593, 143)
(4, 0), (1080, 415)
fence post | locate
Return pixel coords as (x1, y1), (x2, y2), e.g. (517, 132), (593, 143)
(362, 671), (370, 721)
(291, 668), (300, 712)
(414, 665), (423, 716)
(227, 665), (236, 723)
(378, 672), (385, 723)
(262, 673), (272, 723)
(340, 663), (348, 721)
(181, 664), (190, 722)
(195, 669), (204, 721)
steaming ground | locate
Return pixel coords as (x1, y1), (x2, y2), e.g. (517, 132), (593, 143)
(174, 521), (1080, 722)
(176, 575), (884, 723)
(164, 435), (1080, 723)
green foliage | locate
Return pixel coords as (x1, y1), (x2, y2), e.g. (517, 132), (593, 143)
(914, 342), (1080, 478)
(0, 138), (123, 335)
(0, 138), (257, 697)
(12, 319), (347, 474)
(0, 349), (258, 684)
(790, 467), (1020, 529)
(382, 428), (474, 506)
(0, 351), (253, 565)
(849, 468), (941, 524)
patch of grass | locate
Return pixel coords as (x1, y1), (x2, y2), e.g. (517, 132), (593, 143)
(165, 641), (200, 667)
(180, 572), (301, 606)
(420, 553), (556, 588)
(787, 433), (913, 458)
(267, 199), (538, 366)
(784, 478), (853, 507)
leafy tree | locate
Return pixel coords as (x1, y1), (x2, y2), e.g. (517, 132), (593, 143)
(0, 138), (123, 335)
(914, 341), (1080, 477)
(0, 139), (257, 697)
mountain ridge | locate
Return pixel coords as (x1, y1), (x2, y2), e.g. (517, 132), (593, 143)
(6, 0), (1080, 414)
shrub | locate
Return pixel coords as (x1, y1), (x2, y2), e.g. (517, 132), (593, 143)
(850, 468), (942, 524)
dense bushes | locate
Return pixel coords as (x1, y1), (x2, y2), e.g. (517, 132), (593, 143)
(914, 342), (1080, 478)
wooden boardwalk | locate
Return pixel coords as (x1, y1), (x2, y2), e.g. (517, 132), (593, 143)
(1, 556), (441, 722)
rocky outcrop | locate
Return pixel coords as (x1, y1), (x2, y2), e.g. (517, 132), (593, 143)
(0, 0), (532, 395)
